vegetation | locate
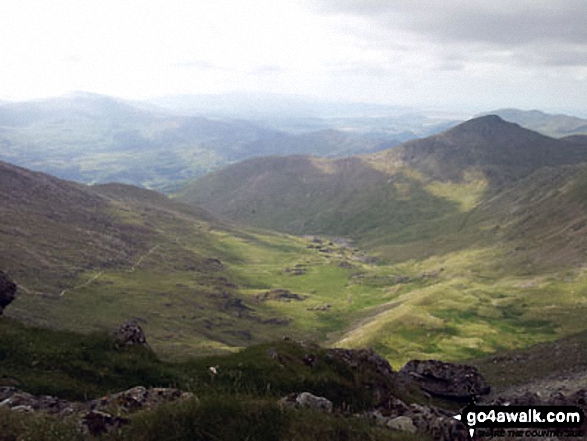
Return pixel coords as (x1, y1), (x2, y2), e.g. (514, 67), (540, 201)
(0, 318), (426, 440)
(177, 116), (587, 366)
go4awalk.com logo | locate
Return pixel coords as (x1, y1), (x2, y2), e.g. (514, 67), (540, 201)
(454, 403), (585, 438)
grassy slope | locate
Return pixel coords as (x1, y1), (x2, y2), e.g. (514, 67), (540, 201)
(1, 161), (458, 363)
(176, 117), (587, 366)
(0, 319), (426, 441)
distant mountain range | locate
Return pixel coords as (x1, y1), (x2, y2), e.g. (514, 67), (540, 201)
(481, 108), (587, 138)
(0, 93), (458, 193)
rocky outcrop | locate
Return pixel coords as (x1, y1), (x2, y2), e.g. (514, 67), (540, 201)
(399, 359), (490, 400)
(112, 320), (150, 348)
(1, 386), (194, 437)
(89, 386), (194, 414)
(255, 288), (306, 302)
(279, 392), (333, 412)
(0, 270), (17, 316)
(0, 387), (84, 415)
(79, 410), (130, 437)
(365, 400), (469, 440)
(328, 348), (395, 378)
(327, 347), (402, 406)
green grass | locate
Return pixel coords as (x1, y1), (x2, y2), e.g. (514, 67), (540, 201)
(332, 247), (587, 367)
(0, 319), (430, 441)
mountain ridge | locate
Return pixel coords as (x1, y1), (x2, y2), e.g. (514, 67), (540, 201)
(179, 116), (587, 242)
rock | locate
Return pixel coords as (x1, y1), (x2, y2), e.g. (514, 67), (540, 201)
(386, 415), (417, 433)
(0, 270), (17, 315)
(0, 387), (82, 416)
(378, 395), (411, 418)
(90, 386), (194, 414)
(255, 289), (306, 302)
(408, 404), (470, 441)
(399, 359), (490, 400)
(328, 347), (401, 406)
(328, 348), (395, 378)
(112, 320), (150, 348)
(302, 353), (317, 367)
(79, 410), (129, 436)
(306, 304), (331, 311)
(295, 392), (333, 412)
(278, 392), (333, 412)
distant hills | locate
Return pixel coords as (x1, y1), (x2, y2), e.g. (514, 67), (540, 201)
(481, 108), (587, 138)
(0, 92), (456, 193)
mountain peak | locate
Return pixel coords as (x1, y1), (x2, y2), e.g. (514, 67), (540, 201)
(393, 113), (587, 182)
(446, 114), (516, 134)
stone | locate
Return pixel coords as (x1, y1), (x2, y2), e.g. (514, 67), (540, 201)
(327, 347), (402, 407)
(387, 415), (417, 433)
(328, 348), (395, 378)
(0, 388), (82, 415)
(79, 410), (130, 436)
(407, 404), (470, 441)
(112, 320), (150, 348)
(0, 270), (17, 315)
(399, 359), (490, 400)
(90, 386), (194, 414)
(295, 392), (333, 412)
(255, 288), (306, 302)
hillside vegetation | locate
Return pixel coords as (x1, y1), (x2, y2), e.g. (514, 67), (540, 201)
(178, 116), (587, 364)
(4, 115), (587, 369)
(0, 318), (425, 441)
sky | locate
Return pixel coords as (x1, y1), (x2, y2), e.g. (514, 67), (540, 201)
(1, 0), (587, 114)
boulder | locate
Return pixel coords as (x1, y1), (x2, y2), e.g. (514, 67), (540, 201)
(255, 288), (306, 302)
(278, 392), (333, 413)
(0, 387), (83, 416)
(112, 320), (150, 348)
(90, 386), (194, 414)
(386, 415), (417, 433)
(328, 348), (395, 378)
(327, 347), (400, 406)
(407, 404), (470, 441)
(0, 271), (17, 315)
(296, 392), (333, 412)
(399, 359), (490, 400)
(79, 410), (130, 437)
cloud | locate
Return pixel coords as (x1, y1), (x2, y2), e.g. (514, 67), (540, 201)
(176, 60), (221, 70)
(315, 0), (587, 67)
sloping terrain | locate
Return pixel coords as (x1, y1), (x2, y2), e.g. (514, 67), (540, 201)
(1, 160), (447, 362)
(178, 116), (587, 365)
(178, 115), (587, 250)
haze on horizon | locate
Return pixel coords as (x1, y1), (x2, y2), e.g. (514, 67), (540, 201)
(1, 0), (586, 115)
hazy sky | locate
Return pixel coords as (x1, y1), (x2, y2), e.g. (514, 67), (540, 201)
(1, 0), (586, 113)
